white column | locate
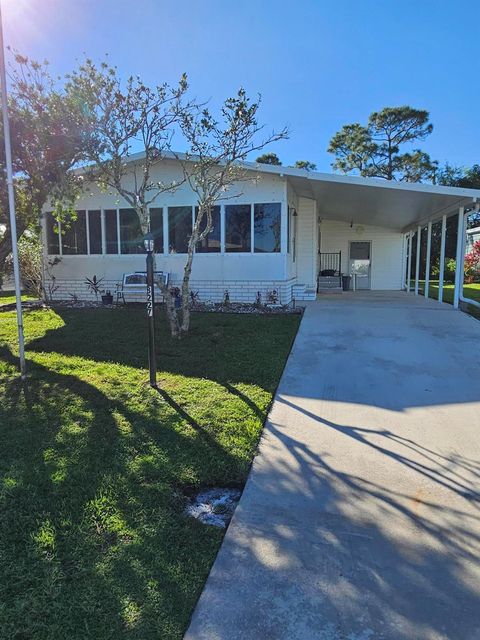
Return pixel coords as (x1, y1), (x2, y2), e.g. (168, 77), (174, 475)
(438, 214), (447, 303)
(406, 231), (413, 292)
(414, 225), (421, 295)
(453, 207), (466, 309)
(424, 221), (432, 299)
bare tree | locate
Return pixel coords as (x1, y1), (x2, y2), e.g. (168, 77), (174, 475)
(66, 59), (189, 234)
(171, 89), (288, 336)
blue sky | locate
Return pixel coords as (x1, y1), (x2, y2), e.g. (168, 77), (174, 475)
(4, 0), (480, 172)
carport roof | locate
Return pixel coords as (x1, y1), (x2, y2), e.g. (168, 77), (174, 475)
(249, 162), (480, 232)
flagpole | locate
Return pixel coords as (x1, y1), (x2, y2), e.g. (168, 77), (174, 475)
(0, 0), (26, 379)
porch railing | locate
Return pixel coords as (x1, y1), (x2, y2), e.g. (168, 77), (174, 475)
(318, 251), (342, 289)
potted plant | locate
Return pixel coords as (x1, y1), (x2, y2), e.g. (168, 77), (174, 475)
(101, 290), (113, 305)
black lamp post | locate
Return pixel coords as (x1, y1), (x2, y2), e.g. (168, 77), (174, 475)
(144, 232), (156, 387)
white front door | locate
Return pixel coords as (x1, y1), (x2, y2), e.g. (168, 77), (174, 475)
(349, 241), (371, 290)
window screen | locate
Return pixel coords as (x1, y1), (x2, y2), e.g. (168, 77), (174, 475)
(105, 209), (118, 254)
(45, 212), (59, 254)
(88, 210), (102, 254)
(225, 204), (251, 252)
(120, 208), (144, 254)
(195, 206), (221, 253)
(150, 208), (164, 253)
(254, 203), (281, 253)
(62, 210), (87, 255)
(350, 242), (370, 260)
(168, 206), (192, 253)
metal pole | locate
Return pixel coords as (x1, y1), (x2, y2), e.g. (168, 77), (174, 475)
(0, 1), (26, 378)
(406, 231), (412, 292)
(424, 221), (432, 299)
(414, 226), (421, 295)
(438, 214), (447, 303)
(453, 207), (466, 310)
(146, 249), (156, 387)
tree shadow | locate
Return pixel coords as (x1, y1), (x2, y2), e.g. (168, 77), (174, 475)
(186, 417), (480, 639)
(26, 306), (300, 390)
(0, 345), (241, 639)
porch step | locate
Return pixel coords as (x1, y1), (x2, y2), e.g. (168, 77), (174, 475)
(317, 287), (343, 295)
(317, 276), (342, 289)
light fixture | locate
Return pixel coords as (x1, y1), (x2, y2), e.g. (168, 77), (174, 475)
(144, 232), (154, 253)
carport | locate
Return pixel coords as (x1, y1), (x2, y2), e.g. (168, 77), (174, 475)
(259, 162), (480, 303)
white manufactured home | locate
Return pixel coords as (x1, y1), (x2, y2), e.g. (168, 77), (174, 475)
(41, 153), (480, 305)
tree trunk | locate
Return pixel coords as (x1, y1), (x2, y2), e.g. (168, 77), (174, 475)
(158, 281), (181, 338)
(165, 289), (181, 339)
(180, 246), (194, 334)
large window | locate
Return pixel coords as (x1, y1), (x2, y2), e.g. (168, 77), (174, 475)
(254, 203), (281, 253)
(45, 212), (59, 254)
(120, 208), (143, 254)
(88, 210), (102, 254)
(168, 206), (192, 253)
(195, 206), (221, 253)
(62, 210), (87, 255)
(105, 209), (118, 254)
(225, 204), (251, 252)
(150, 208), (164, 253)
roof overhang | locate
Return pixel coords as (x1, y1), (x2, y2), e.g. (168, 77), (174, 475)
(254, 165), (480, 233)
(76, 150), (480, 233)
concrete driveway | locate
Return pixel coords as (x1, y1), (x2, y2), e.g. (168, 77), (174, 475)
(185, 292), (480, 640)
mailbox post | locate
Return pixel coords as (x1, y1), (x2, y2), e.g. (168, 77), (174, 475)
(144, 233), (156, 387)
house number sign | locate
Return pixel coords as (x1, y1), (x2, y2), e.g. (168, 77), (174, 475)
(146, 285), (153, 317)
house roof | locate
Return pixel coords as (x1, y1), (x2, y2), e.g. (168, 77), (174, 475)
(86, 150), (480, 233)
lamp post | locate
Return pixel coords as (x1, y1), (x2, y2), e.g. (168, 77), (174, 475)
(0, 0), (26, 379)
(144, 233), (156, 387)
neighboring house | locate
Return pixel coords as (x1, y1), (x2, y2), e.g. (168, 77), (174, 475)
(466, 225), (480, 253)
(41, 153), (480, 303)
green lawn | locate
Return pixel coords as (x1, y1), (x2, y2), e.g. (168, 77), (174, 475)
(0, 291), (37, 306)
(0, 307), (300, 639)
(409, 280), (480, 320)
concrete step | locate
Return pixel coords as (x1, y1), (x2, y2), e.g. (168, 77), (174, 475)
(317, 288), (343, 294)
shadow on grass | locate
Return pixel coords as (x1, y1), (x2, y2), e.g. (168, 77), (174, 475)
(0, 345), (239, 640)
(26, 306), (301, 390)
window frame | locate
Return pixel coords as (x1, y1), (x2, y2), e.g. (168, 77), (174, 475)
(45, 200), (287, 257)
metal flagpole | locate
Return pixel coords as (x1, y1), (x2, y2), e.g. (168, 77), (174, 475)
(0, 0), (26, 378)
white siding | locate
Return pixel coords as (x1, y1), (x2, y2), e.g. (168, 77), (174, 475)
(42, 157), (289, 299)
(295, 197), (317, 287)
(320, 220), (404, 290)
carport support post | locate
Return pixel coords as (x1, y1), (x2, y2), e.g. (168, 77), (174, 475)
(453, 207), (466, 309)
(438, 214), (447, 303)
(414, 225), (421, 295)
(406, 232), (413, 292)
(424, 221), (432, 299)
